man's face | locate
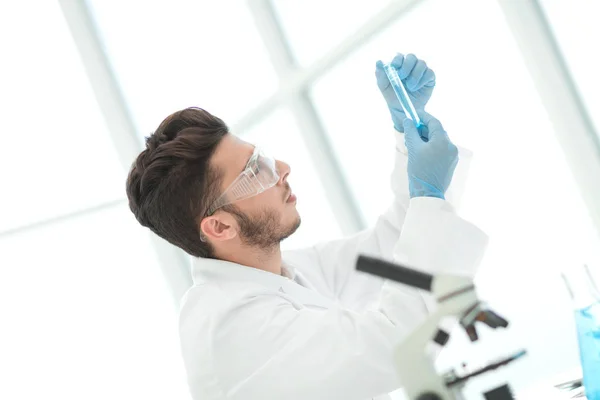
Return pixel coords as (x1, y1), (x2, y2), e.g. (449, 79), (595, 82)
(208, 134), (301, 248)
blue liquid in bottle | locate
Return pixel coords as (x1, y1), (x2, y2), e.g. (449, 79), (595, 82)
(575, 302), (600, 400)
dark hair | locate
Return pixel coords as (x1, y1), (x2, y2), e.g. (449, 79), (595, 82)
(126, 107), (228, 258)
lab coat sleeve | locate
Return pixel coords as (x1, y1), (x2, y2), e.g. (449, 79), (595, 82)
(285, 130), (482, 310)
(209, 289), (426, 400)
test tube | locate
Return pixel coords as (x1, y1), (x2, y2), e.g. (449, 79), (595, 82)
(383, 63), (423, 129)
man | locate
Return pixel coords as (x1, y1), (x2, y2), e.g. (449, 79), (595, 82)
(126, 54), (488, 400)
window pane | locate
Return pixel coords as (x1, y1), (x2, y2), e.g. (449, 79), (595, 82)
(312, 0), (600, 393)
(240, 109), (343, 249)
(87, 0), (278, 136)
(540, 0), (600, 135)
(271, 0), (392, 67)
(0, 0), (125, 232)
(0, 205), (190, 400)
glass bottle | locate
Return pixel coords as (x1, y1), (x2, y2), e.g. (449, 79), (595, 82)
(562, 264), (600, 400)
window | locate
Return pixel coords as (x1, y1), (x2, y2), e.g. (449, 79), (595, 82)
(0, 205), (190, 400)
(0, 0), (125, 233)
(271, 0), (393, 66)
(86, 0), (278, 136)
(540, 0), (600, 135)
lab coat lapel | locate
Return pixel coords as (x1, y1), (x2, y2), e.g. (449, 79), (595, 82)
(279, 267), (334, 309)
(191, 258), (334, 309)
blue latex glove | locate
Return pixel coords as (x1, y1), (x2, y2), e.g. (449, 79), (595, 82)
(403, 112), (458, 199)
(375, 53), (436, 133)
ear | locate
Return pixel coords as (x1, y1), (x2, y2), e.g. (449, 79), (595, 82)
(200, 214), (238, 242)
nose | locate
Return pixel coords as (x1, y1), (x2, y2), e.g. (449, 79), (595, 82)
(276, 159), (291, 185)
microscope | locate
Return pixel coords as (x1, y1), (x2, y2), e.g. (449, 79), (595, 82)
(356, 255), (526, 400)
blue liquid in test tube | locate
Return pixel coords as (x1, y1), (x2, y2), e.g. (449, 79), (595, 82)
(575, 303), (600, 400)
(383, 63), (423, 130)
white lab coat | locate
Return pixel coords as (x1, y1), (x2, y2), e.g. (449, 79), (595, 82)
(179, 131), (489, 400)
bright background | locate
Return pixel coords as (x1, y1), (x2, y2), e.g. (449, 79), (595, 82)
(1, 0), (599, 399)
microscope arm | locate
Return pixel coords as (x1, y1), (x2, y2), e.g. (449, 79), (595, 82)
(357, 255), (480, 400)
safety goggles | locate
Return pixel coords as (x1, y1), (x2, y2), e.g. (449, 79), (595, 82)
(206, 146), (279, 216)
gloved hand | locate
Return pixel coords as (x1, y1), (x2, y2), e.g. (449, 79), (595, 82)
(403, 112), (458, 199)
(375, 53), (436, 132)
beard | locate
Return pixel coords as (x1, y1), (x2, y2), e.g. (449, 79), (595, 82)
(222, 204), (301, 250)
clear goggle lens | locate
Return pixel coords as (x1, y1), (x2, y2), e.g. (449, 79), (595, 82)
(207, 148), (279, 215)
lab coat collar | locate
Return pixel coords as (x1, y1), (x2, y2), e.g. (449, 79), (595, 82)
(281, 262), (297, 280)
(191, 257), (334, 309)
(191, 256), (297, 290)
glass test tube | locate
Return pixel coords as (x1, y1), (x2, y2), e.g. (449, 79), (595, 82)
(383, 63), (423, 129)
